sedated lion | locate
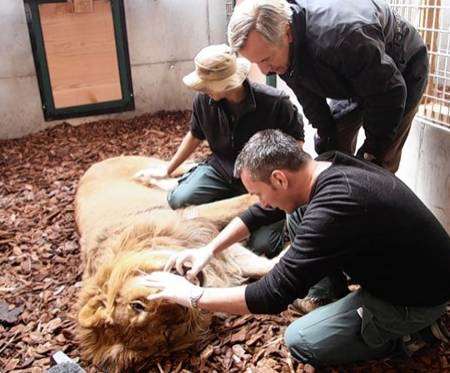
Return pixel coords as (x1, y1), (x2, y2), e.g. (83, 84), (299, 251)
(75, 156), (279, 371)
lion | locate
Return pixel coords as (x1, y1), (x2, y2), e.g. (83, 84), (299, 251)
(75, 156), (279, 371)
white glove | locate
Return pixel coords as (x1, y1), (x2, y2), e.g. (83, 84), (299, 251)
(141, 271), (203, 308)
(133, 165), (169, 182)
(164, 245), (214, 281)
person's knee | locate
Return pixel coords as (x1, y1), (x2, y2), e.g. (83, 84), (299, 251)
(167, 188), (189, 209)
(284, 321), (317, 365)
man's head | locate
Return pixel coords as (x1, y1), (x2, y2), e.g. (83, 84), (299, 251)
(234, 130), (311, 213)
(228, 0), (293, 75)
(183, 44), (251, 101)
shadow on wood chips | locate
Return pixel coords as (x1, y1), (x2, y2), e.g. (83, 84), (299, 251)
(0, 111), (448, 372)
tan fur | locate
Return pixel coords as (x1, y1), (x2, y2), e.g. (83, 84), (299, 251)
(75, 156), (271, 371)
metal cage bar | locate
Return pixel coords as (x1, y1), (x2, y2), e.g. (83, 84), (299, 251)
(387, 0), (450, 126)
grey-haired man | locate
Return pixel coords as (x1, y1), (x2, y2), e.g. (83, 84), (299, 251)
(228, 0), (428, 173)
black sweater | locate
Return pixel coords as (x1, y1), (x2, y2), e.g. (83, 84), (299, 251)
(242, 152), (450, 314)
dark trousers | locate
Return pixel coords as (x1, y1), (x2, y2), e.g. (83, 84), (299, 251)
(285, 289), (446, 366)
(334, 104), (419, 173)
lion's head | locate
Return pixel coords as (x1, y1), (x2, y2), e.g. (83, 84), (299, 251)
(77, 211), (220, 371)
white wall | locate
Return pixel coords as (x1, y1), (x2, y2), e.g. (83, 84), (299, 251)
(396, 119), (450, 233)
(0, 0), (228, 139)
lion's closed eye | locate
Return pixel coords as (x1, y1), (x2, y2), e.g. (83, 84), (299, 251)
(130, 300), (147, 312)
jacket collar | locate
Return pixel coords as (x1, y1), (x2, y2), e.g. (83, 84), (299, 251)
(282, 0), (306, 80)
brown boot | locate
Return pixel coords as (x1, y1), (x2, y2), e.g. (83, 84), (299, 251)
(292, 297), (332, 314)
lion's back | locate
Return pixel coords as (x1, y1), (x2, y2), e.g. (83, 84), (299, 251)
(76, 156), (169, 253)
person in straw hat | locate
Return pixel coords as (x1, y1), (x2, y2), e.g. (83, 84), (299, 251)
(135, 43), (304, 257)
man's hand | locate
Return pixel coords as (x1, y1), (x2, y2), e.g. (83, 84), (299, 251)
(356, 140), (381, 166)
(314, 129), (337, 154)
(141, 271), (202, 308)
(164, 246), (214, 281)
(133, 165), (169, 183)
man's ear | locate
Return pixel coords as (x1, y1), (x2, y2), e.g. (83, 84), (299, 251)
(285, 23), (293, 43)
(270, 170), (288, 189)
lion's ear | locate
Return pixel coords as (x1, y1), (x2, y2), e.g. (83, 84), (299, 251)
(79, 296), (110, 328)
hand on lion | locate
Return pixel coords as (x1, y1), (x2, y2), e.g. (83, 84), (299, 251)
(133, 164), (170, 182)
(142, 271), (203, 309)
(164, 245), (214, 280)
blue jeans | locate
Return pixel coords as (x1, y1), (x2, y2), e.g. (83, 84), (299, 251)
(167, 164), (285, 258)
(284, 289), (446, 366)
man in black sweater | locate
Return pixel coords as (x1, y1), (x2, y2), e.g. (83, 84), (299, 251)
(143, 130), (450, 367)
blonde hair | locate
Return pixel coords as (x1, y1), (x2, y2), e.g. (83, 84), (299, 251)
(228, 0), (292, 51)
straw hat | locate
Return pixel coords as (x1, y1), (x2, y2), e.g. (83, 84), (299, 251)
(183, 44), (251, 92)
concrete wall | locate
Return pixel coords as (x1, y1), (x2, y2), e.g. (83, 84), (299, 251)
(396, 119), (450, 233)
(0, 0), (228, 139)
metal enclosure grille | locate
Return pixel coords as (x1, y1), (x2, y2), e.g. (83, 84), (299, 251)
(226, 0), (235, 24)
(388, 0), (450, 127)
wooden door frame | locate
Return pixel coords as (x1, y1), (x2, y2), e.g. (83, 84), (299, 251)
(23, 0), (134, 121)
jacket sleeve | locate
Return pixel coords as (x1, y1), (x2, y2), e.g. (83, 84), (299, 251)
(275, 96), (305, 141)
(294, 86), (335, 135)
(338, 25), (407, 157)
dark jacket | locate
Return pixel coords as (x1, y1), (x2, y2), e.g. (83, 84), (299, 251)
(190, 80), (304, 181)
(281, 0), (428, 157)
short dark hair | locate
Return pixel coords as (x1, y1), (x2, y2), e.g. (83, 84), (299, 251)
(234, 129), (311, 182)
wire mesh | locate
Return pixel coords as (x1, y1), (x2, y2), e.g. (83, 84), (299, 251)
(388, 0), (450, 126)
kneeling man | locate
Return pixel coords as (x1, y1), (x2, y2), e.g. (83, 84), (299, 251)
(142, 130), (450, 368)
(135, 44), (304, 258)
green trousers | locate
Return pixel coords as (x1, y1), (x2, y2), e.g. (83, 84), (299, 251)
(284, 289), (446, 366)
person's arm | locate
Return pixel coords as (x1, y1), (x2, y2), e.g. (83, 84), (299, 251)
(294, 88), (337, 154)
(208, 217), (250, 254)
(338, 25), (407, 159)
(165, 202), (285, 278)
(275, 95), (305, 142)
(166, 131), (202, 176)
(164, 217), (250, 278)
(134, 96), (205, 181)
(199, 286), (249, 314)
(143, 271), (250, 314)
(294, 88), (335, 137)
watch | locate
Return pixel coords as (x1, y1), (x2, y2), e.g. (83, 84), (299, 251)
(189, 286), (204, 310)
